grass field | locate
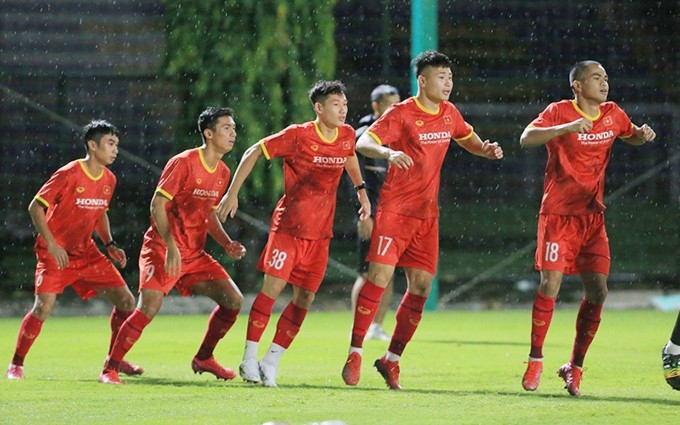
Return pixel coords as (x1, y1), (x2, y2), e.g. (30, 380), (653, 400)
(1, 309), (678, 424)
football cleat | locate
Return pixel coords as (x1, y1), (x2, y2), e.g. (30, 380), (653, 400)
(522, 360), (543, 391)
(191, 356), (236, 381)
(99, 369), (123, 385)
(341, 351), (362, 386)
(662, 344), (680, 391)
(119, 359), (145, 376)
(239, 358), (262, 383)
(374, 356), (401, 390)
(6, 363), (24, 380)
(557, 362), (583, 397)
(366, 324), (391, 342)
(259, 361), (278, 388)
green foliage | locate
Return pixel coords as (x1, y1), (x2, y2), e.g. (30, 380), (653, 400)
(162, 0), (337, 202)
(0, 310), (676, 424)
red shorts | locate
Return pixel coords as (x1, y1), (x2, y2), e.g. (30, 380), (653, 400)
(34, 247), (126, 299)
(535, 213), (610, 275)
(139, 242), (230, 296)
(366, 210), (439, 275)
(256, 232), (330, 293)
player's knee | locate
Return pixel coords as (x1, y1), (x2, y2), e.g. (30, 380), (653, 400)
(586, 286), (607, 304)
(31, 300), (54, 320)
(117, 293), (136, 312)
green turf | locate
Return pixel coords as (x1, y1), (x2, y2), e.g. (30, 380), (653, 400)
(0, 310), (678, 424)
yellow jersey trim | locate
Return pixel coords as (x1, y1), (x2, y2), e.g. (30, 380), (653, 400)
(156, 187), (174, 201)
(34, 195), (49, 208)
(78, 159), (104, 181)
(198, 148), (218, 173)
(313, 121), (338, 144)
(413, 97), (439, 115)
(571, 100), (601, 121)
(365, 130), (384, 146)
(619, 123), (634, 139)
(259, 141), (271, 160)
(454, 126), (475, 142)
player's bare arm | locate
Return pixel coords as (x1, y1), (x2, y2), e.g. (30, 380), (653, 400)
(94, 212), (127, 268)
(520, 118), (593, 148)
(458, 132), (504, 160)
(207, 212), (246, 260)
(356, 132), (413, 170)
(216, 142), (265, 221)
(28, 198), (68, 269)
(344, 155), (372, 221)
(150, 192), (181, 277)
(623, 123), (657, 146)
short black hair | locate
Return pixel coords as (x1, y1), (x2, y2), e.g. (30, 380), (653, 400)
(412, 50), (452, 76)
(308, 80), (347, 105)
(83, 119), (119, 149)
(197, 107), (234, 141)
(569, 60), (602, 85)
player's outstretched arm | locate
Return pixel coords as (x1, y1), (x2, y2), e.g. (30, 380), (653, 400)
(28, 198), (68, 269)
(520, 118), (592, 148)
(95, 212), (127, 268)
(216, 142), (264, 222)
(623, 123), (657, 146)
(356, 132), (413, 170)
(207, 212), (246, 260)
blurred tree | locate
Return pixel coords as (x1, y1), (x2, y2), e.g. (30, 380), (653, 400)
(162, 0), (337, 203)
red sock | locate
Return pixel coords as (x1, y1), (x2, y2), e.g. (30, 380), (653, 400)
(388, 292), (427, 356)
(571, 299), (602, 367)
(272, 302), (308, 349)
(529, 291), (555, 359)
(196, 306), (239, 360)
(351, 280), (385, 348)
(246, 293), (275, 343)
(12, 312), (44, 366)
(109, 307), (132, 353)
(106, 310), (151, 371)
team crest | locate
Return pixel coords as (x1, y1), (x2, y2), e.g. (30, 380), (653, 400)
(76, 186), (85, 193)
(415, 120), (424, 127)
(217, 179), (224, 186)
(196, 178), (203, 185)
(103, 186), (111, 195)
(444, 115), (452, 124)
(342, 141), (350, 150)
(603, 116), (613, 126)
(311, 144), (319, 151)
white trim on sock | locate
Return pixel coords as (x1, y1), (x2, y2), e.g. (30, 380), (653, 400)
(385, 350), (400, 362)
(243, 340), (259, 361)
(667, 341), (680, 355)
(261, 342), (285, 367)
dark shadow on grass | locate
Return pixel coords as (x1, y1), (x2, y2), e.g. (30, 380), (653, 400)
(282, 383), (680, 407)
(80, 376), (264, 388)
(83, 377), (680, 407)
(421, 339), (529, 347)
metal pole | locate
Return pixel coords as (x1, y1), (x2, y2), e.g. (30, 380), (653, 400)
(411, 0), (439, 310)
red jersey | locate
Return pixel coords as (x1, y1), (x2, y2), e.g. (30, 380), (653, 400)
(143, 148), (230, 260)
(260, 121), (356, 240)
(367, 97), (473, 219)
(530, 100), (634, 215)
(34, 160), (116, 257)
